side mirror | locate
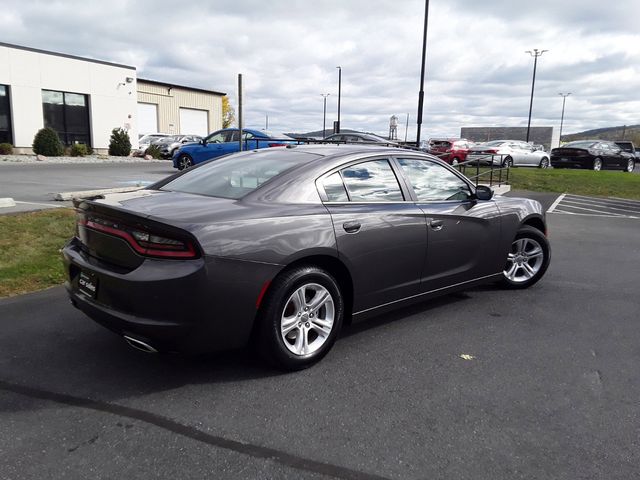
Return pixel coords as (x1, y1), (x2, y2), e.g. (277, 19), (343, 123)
(200, 139), (206, 145)
(474, 185), (493, 201)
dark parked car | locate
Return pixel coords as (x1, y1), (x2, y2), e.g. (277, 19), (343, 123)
(62, 145), (550, 370)
(551, 140), (635, 172)
(172, 128), (295, 170)
(324, 132), (397, 144)
(152, 135), (202, 159)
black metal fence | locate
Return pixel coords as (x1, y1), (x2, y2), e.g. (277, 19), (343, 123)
(245, 138), (510, 188)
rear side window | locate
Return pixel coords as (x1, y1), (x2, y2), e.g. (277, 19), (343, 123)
(323, 172), (349, 202)
(340, 159), (404, 202)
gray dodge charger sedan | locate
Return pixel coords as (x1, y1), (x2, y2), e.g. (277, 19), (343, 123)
(63, 145), (550, 370)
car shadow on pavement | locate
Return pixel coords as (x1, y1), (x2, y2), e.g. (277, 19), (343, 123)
(0, 284), (494, 415)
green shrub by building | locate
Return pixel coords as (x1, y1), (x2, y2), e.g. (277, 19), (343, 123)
(146, 144), (162, 159)
(0, 143), (13, 155)
(108, 128), (131, 156)
(69, 143), (88, 157)
(32, 127), (64, 156)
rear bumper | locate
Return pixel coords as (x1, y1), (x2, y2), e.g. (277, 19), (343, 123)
(62, 237), (281, 353)
(550, 156), (590, 168)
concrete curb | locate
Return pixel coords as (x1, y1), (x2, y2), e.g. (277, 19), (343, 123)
(0, 197), (17, 208)
(54, 186), (144, 201)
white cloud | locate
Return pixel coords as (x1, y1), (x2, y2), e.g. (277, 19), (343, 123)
(2, 0), (639, 138)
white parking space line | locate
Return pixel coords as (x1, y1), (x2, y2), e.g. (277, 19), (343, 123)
(564, 194), (640, 209)
(566, 194), (640, 206)
(549, 194), (640, 219)
(547, 193), (565, 213)
(561, 198), (640, 215)
(552, 210), (630, 218)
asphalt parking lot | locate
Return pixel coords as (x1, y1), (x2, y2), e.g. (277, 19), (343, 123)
(1, 207), (639, 479)
(0, 161), (174, 214)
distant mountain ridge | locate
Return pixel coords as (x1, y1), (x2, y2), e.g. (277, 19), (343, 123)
(286, 128), (383, 139)
(562, 124), (640, 143)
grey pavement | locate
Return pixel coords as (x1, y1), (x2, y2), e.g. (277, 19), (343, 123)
(0, 161), (175, 214)
(1, 212), (639, 479)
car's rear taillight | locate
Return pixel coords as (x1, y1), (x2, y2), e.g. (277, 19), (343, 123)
(78, 213), (198, 259)
(267, 142), (287, 147)
(486, 149), (499, 154)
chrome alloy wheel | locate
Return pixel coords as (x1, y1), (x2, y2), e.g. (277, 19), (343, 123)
(504, 237), (545, 284)
(280, 283), (335, 356)
(626, 159), (635, 172)
(593, 158), (602, 171)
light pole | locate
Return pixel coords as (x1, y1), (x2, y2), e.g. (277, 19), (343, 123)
(416, 0), (430, 146)
(336, 66), (342, 133)
(321, 93), (330, 138)
(558, 93), (571, 147)
(525, 48), (548, 143)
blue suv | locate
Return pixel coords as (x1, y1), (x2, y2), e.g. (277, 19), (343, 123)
(172, 128), (295, 170)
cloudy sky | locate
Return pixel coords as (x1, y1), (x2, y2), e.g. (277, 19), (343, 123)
(1, 0), (639, 139)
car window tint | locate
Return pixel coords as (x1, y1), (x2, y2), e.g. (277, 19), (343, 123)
(206, 132), (226, 143)
(322, 172), (349, 202)
(161, 151), (314, 199)
(340, 159), (403, 202)
(397, 158), (472, 201)
(229, 131), (240, 142)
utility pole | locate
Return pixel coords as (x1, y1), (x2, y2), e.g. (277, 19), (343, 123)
(336, 66), (342, 133)
(415, 0), (430, 146)
(238, 74), (243, 151)
(558, 93), (571, 147)
(321, 94), (330, 138)
(405, 113), (409, 143)
(525, 48), (548, 143)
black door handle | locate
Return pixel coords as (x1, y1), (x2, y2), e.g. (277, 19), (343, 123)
(343, 221), (361, 233)
(429, 219), (444, 231)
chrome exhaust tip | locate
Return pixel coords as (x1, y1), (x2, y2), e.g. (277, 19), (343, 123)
(123, 335), (158, 353)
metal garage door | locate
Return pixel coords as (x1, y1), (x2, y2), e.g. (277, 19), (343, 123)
(137, 103), (158, 134)
(179, 108), (208, 136)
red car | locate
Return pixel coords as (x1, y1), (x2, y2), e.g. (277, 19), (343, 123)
(428, 138), (472, 165)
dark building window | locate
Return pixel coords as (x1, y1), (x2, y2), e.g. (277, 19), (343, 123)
(0, 85), (12, 144)
(42, 90), (91, 147)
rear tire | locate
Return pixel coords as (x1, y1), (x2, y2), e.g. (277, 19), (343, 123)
(503, 156), (513, 167)
(500, 226), (550, 289)
(539, 157), (549, 169)
(177, 154), (193, 171)
(256, 266), (344, 371)
(592, 158), (602, 171)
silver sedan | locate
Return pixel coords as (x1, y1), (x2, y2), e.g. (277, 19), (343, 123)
(467, 140), (550, 168)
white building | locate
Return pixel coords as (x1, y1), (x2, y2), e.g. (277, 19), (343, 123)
(0, 42), (224, 154)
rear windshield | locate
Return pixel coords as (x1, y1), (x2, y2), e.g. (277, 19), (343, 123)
(159, 150), (317, 199)
(563, 141), (597, 148)
(430, 141), (452, 148)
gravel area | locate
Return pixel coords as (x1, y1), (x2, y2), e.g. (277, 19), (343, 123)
(0, 154), (167, 164)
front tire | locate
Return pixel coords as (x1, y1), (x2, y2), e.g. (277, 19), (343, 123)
(623, 159), (635, 173)
(256, 266), (344, 371)
(500, 226), (550, 289)
(177, 154), (193, 171)
(503, 156), (513, 168)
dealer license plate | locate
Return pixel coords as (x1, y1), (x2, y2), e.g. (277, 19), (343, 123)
(78, 271), (98, 298)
